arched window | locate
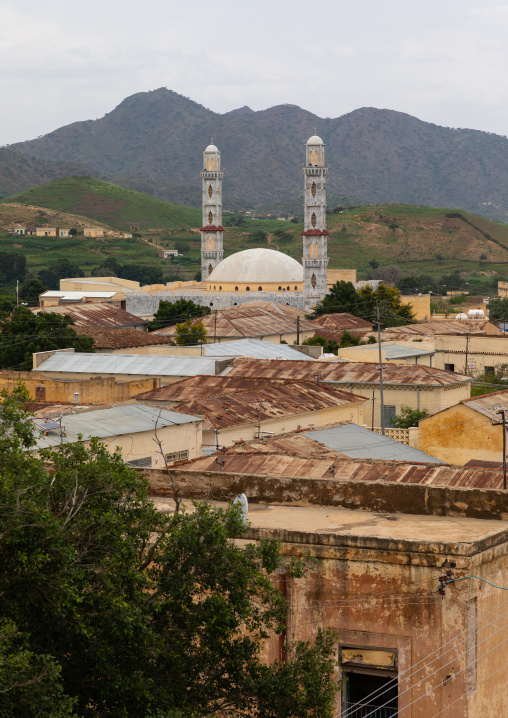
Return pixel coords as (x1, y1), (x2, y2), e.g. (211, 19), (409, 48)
(321, 151), (325, 166)
(210, 158), (214, 171)
(278, 286), (282, 291)
(287, 286), (290, 291)
(211, 237), (214, 250)
(208, 264), (213, 275)
(235, 286), (238, 291)
(309, 243), (314, 258)
(213, 285), (216, 290)
(309, 151), (314, 166)
(258, 286), (262, 291)
(311, 273), (317, 288)
(246, 286), (250, 291)
(311, 182), (317, 197)
(206, 158), (210, 171)
(208, 184), (213, 198)
(219, 286), (222, 291)
(208, 211), (213, 225)
(314, 242), (319, 258)
(217, 157), (220, 170)
(294, 286), (298, 290)
(311, 213), (317, 228)
(206, 237), (210, 250)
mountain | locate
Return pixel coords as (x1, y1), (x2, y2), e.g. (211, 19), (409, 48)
(0, 148), (92, 198)
(7, 88), (508, 220)
(6, 177), (201, 231)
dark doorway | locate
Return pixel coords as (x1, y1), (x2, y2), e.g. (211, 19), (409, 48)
(344, 672), (397, 717)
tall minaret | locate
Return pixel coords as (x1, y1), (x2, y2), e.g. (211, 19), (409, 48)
(200, 141), (224, 280)
(302, 131), (329, 298)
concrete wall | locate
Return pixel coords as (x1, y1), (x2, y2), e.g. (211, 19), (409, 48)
(400, 294), (431, 320)
(337, 343), (434, 367)
(327, 268), (357, 286)
(419, 403), (503, 465)
(433, 334), (508, 375)
(0, 372), (160, 405)
(60, 277), (140, 291)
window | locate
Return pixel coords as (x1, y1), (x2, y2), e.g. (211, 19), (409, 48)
(210, 158), (214, 171)
(309, 151), (314, 165)
(311, 212), (317, 228)
(246, 286), (250, 291)
(383, 405), (397, 428)
(294, 285), (298, 290)
(126, 456), (152, 468)
(219, 286), (222, 291)
(208, 264), (213, 275)
(211, 237), (214, 250)
(485, 366), (495, 375)
(444, 363), (455, 372)
(258, 286), (263, 291)
(208, 211), (213, 225)
(311, 273), (317, 289)
(311, 182), (317, 197)
(314, 242), (319, 258)
(213, 285), (216, 290)
(206, 158), (210, 171)
(287, 286), (290, 291)
(208, 184), (213, 198)
(165, 450), (189, 463)
(217, 157), (220, 170)
(278, 286), (282, 291)
(235, 286), (238, 291)
(309, 244), (314, 258)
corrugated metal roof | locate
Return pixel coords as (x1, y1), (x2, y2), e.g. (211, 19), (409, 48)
(32, 403), (202, 449)
(380, 320), (490, 338)
(225, 358), (471, 386)
(203, 339), (314, 360)
(461, 388), (508, 420)
(32, 303), (147, 328)
(41, 291), (117, 299)
(311, 313), (374, 330)
(302, 424), (442, 463)
(75, 326), (174, 349)
(345, 343), (435, 359)
(37, 352), (219, 377)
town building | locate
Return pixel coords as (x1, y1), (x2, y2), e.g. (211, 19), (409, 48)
(32, 302), (148, 330)
(337, 341), (435, 366)
(35, 227), (57, 237)
(38, 290), (126, 309)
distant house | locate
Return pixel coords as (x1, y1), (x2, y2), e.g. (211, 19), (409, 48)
(35, 227), (57, 237)
(162, 249), (179, 259)
(58, 228), (71, 237)
(13, 224), (25, 235)
(83, 227), (104, 238)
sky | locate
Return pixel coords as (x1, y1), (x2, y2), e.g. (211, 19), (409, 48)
(2, 0), (508, 145)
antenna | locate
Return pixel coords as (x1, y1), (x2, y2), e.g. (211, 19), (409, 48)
(233, 493), (248, 525)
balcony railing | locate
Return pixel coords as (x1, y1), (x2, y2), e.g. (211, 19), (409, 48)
(343, 703), (397, 718)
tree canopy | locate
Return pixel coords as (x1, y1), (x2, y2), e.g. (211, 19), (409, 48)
(0, 307), (94, 371)
(175, 318), (208, 345)
(0, 387), (337, 717)
(311, 281), (414, 327)
(486, 297), (508, 323)
(147, 299), (210, 331)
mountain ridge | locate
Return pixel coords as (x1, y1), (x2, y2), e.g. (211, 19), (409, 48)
(6, 88), (508, 220)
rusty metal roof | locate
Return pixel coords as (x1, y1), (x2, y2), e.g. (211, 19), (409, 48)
(32, 303), (147, 328)
(380, 320), (491, 338)
(169, 380), (367, 429)
(460, 388), (508, 420)
(153, 303), (315, 338)
(311, 313), (374, 330)
(184, 450), (504, 489)
(75, 326), (174, 349)
(224, 358), (471, 386)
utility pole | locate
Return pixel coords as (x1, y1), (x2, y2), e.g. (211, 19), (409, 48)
(296, 315), (300, 345)
(495, 408), (507, 490)
(465, 333), (470, 375)
(375, 305), (386, 435)
(214, 310), (217, 344)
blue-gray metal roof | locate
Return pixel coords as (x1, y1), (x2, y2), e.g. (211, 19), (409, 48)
(37, 352), (219, 376)
(352, 343), (434, 359)
(203, 339), (314, 360)
(302, 423), (443, 463)
(33, 403), (202, 449)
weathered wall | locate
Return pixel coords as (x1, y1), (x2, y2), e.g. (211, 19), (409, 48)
(433, 334), (508, 375)
(0, 371), (160, 404)
(401, 294), (431, 321)
(337, 343), (433, 367)
(419, 404), (503, 465)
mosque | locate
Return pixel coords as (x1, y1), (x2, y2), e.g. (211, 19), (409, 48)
(59, 135), (356, 316)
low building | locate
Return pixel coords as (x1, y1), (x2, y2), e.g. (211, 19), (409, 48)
(148, 461), (508, 717)
(337, 341), (435, 367)
(32, 302), (148, 330)
(58, 228), (71, 237)
(432, 334), (508, 376)
(60, 277), (140, 293)
(135, 376), (367, 450)
(35, 227), (57, 237)
(73, 327), (174, 353)
(31, 403), (203, 468)
(34, 349), (233, 384)
(224, 358), (472, 427)
(419, 388), (508, 465)
(39, 290), (126, 309)
(83, 227), (104, 238)
(162, 249), (179, 259)
(13, 224), (25, 235)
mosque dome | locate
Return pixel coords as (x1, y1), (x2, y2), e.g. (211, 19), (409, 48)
(205, 144), (219, 152)
(208, 248), (303, 284)
(307, 134), (323, 145)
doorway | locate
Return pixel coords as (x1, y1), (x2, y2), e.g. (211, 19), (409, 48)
(343, 671), (397, 717)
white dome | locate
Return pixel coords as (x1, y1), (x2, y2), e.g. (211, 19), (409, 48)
(307, 134), (323, 145)
(205, 144), (219, 153)
(208, 248), (303, 284)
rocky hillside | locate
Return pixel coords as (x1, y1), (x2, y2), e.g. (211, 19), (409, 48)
(7, 89), (508, 221)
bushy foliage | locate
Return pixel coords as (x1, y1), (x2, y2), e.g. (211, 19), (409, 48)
(486, 298), (508, 323)
(312, 281), (414, 327)
(147, 299), (210, 331)
(93, 257), (164, 286)
(0, 252), (27, 287)
(175, 319), (208, 345)
(0, 387), (338, 717)
(392, 405), (430, 428)
(20, 278), (48, 306)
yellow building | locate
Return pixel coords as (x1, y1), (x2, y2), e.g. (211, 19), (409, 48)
(206, 248), (304, 294)
(418, 389), (508, 465)
(337, 341), (435, 366)
(60, 277), (140, 292)
(83, 227), (104, 237)
(35, 227), (57, 237)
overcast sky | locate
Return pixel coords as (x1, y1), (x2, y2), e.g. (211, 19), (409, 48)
(2, 0), (508, 145)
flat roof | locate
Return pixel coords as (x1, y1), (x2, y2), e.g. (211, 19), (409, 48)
(347, 343), (435, 359)
(153, 499), (508, 551)
(37, 352), (220, 377)
(204, 339), (314, 361)
(33, 403), (202, 448)
(41, 291), (118, 299)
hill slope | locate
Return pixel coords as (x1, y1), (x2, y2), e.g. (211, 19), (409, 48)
(8, 88), (508, 221)
(7, 177), (201, 230)
(0, 148), (93, 198)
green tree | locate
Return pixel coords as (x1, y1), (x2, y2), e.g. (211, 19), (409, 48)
(0, 294), (16, 319)
(249, 229), (268, 243)
(358, 284), (415, 327)
(435, 252), (444, 265)
(69, 228), (78, 236)
(392, 405), (430, 428)
(302, 336), (339, 355)
(0, 307), (94, 370)
(37, 269), (60, 290)
(486, 298), (508, 323)
(479, 253), (488, 265)
(20, 278), (48, 306)
(147, 299), (210, 331)
(368, 259), (379, 271)
(175, 318), (208, 345)
(311, 281), (362, 317)
(0, 387), (337, 717)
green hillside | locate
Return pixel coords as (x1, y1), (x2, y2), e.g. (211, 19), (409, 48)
(7, 177), (201, 231)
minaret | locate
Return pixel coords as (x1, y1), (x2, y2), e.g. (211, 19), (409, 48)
(302, 131), (329, 298)
(200, 141), (224, 280)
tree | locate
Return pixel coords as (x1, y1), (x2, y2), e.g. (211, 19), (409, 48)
(69, 228), (78, 236)
(357, 284), (415, 327)
(311, 281), (362, 317)
(479, 253), (488, 265)
(368, 259), (379, 271)
(0, 387), (337, 717)
(175, 241), (190, 254)
(388, 222), (399, 234)
(175, 318), (208, 345)
(392, 405), (430, 428)
(147, 299), (210, 331)
(0, 307), (94, 371)
(486, 298), (508, 323)
(435, 252), (444, 265)
(20, 278), (48, 306)
(249, 229), (267, 243)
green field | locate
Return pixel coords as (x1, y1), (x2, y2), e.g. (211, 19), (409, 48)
(6, 177), (201, 231)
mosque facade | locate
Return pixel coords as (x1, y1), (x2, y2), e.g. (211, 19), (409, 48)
(125, 134), (356, 317)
